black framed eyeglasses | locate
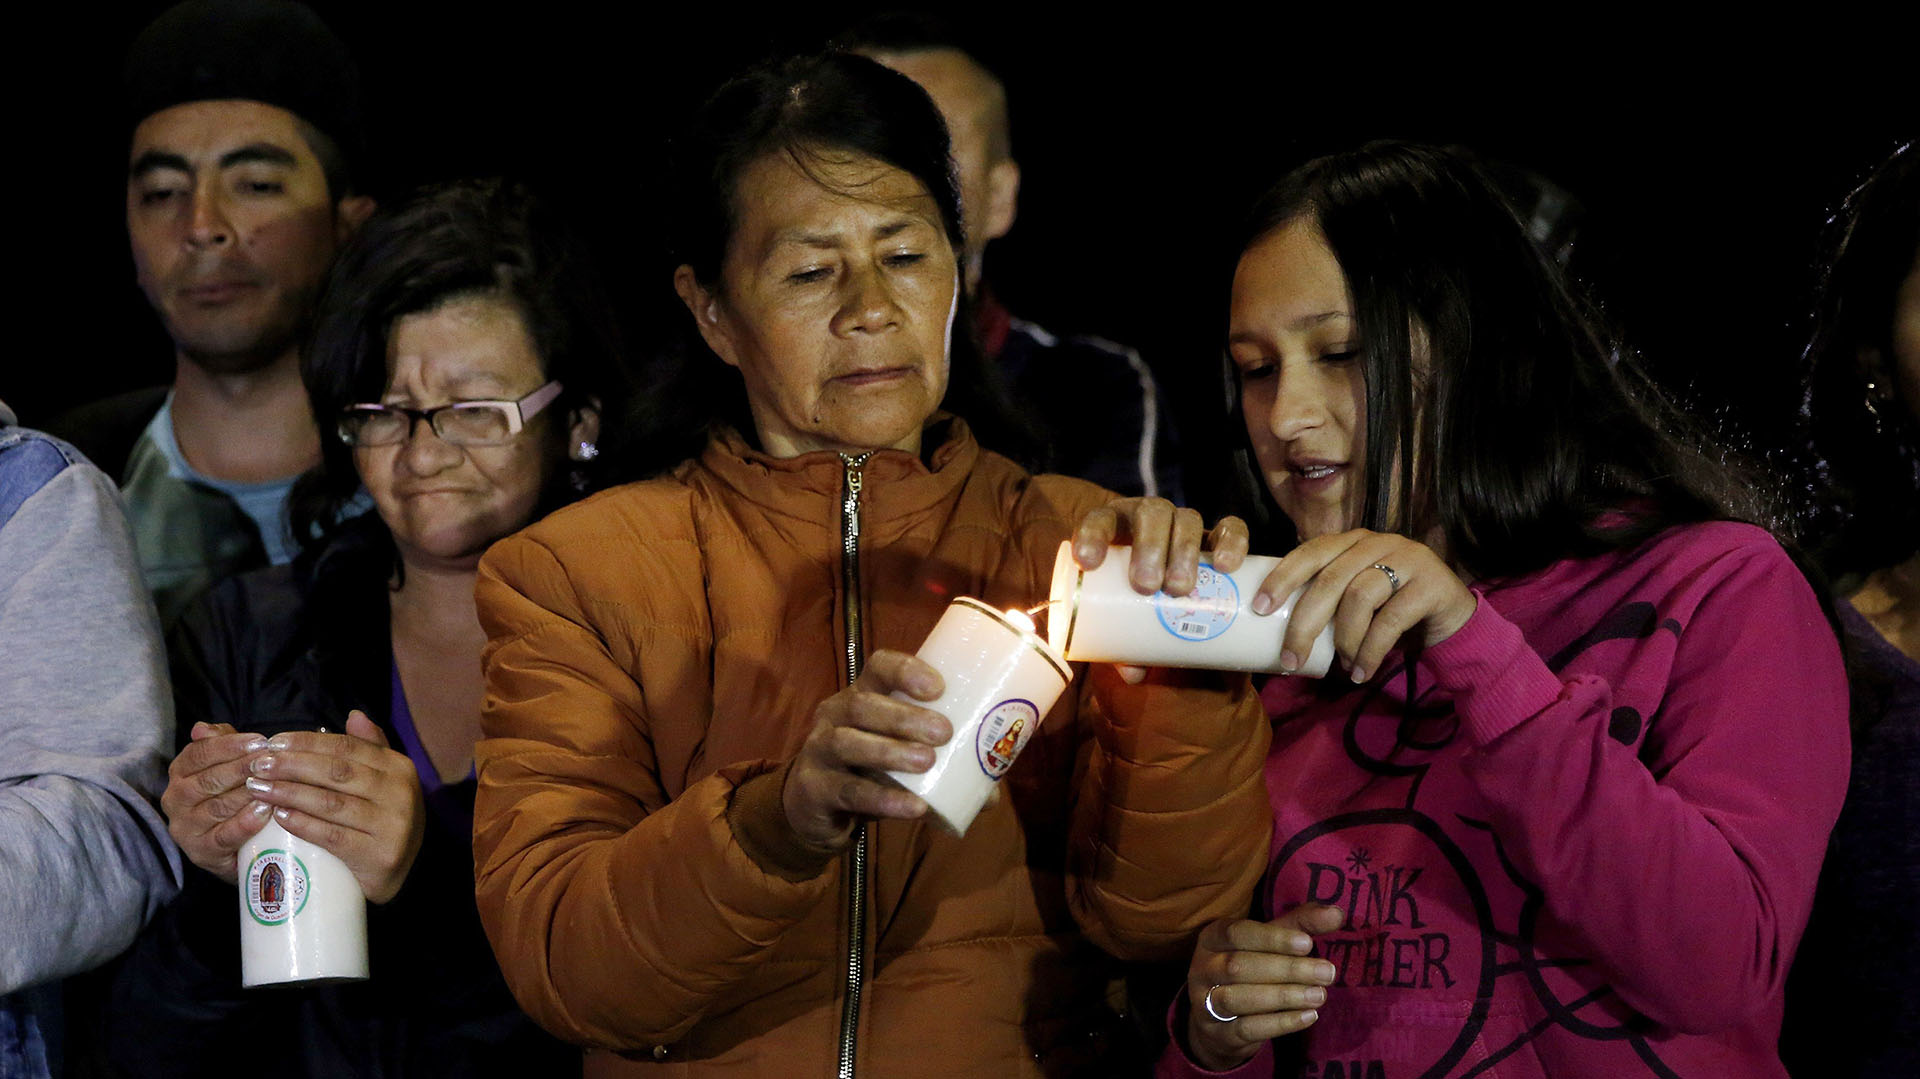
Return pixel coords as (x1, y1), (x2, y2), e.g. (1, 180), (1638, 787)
(338, 380), (563, 448)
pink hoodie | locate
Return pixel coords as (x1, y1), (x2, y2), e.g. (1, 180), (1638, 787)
(1160, 522), (1849, 1079)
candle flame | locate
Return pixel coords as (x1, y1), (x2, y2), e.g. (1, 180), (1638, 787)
(1003, 608), (1037, 634)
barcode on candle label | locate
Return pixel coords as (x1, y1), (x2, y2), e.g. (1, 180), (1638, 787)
(1154, 565), (1239, 642)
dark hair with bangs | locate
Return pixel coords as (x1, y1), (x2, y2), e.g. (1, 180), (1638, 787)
(290, 178), (634, 553)
(673, 52), (965, 285)
(1233, 141), (1749, 581)
(641, 50), (1041, 474)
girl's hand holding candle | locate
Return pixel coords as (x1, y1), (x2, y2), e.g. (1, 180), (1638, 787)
(1249, 529), (1476, 683)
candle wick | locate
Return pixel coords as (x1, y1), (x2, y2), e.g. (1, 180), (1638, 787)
(1024, 600), (1062, 634)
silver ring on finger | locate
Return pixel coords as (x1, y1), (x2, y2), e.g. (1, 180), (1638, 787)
(1203, 984), (1239, 1022)
(1371, 563), (1401, 593)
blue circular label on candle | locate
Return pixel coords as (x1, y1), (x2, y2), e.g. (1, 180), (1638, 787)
(976, 699), (1040, 779)
(244, 848), (311, 926)
(1154, 564), (1239, 642)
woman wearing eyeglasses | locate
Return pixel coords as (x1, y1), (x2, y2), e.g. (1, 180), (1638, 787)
(105, 178), (631, 1078)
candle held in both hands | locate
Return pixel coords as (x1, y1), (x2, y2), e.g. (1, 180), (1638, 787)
(238, 817), (369, 987)
(1047, 541), (1336, 676)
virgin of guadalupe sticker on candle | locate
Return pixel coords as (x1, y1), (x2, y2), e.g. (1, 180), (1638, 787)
(245, 847), (311, 926)
(238, 818), (369, 986)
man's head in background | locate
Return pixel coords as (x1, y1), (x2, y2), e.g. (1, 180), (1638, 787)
(841, 13), (1020, 296)
(124, 0), (375, 376)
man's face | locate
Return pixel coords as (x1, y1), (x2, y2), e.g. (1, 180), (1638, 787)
(869, 49), (1018, 292)
(127, 100), (346, 375)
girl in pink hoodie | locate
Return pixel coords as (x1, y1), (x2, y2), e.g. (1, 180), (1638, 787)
(1159, 143), (1850, 1079)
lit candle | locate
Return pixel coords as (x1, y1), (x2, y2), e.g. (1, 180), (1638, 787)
(238, 818), (369, 987)
(1047, 542), (1336, 676)
(882, 597), (1072, 835)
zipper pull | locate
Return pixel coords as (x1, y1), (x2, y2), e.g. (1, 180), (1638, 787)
(842, 452), (868, 500)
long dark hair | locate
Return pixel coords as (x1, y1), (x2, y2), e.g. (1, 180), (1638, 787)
(639, 50), (1041, 476)
(1799, 141), (1919, 587)
(290, 178), (635, 552)
(1231, 142), (1750, 582)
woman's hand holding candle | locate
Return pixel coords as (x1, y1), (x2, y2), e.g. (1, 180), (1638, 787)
(1181, 904), (1346, 1072)
(783, 650), (952, 851)
(238, 711), (426, 904)
(1072, 499), (1252, 681)
(163, 721), (276, 884)
(1251, 530), (1476, 683)
(1072, 498), (1252, 595)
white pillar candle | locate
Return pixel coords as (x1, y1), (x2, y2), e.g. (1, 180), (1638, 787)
(881, 597), (1072, 836)
(1047, 542), (1337, 676)
(238, 818), (369, 987)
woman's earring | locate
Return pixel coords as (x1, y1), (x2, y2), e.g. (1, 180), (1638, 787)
(572, 441), (600, 462)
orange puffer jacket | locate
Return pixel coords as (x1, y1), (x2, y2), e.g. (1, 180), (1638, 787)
(473, 419), (1270, 1077)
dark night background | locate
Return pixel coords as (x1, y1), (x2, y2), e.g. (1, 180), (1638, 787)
(15, 3), (1914, 520)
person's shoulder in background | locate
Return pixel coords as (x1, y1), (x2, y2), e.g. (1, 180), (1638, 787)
(38, 386), (171, 484)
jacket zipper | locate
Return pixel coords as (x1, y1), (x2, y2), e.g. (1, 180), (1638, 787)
(837, 451), (872, 1079)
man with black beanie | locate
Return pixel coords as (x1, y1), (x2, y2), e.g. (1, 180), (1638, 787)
(53, 0), (374, 628)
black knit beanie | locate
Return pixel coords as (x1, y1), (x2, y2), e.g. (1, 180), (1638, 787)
(125, 0), (365, 192)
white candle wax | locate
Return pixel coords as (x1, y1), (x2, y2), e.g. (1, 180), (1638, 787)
(881, 598), (1072, 835)
(1047, 542), (1336, 676)
(238, 818), (369, 987)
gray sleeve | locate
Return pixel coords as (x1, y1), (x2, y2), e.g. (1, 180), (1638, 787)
(0, 458), (185, 993)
